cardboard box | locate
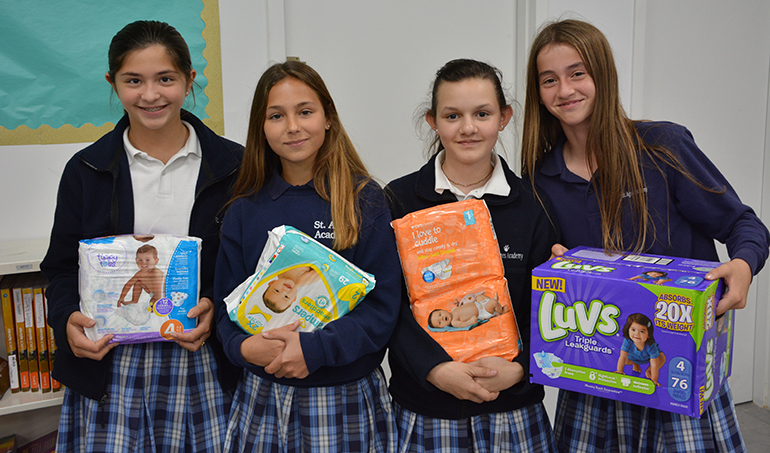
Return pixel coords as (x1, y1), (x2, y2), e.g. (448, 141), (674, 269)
(530, 246), (733, 417)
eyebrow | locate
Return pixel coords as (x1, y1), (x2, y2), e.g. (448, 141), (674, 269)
(266, 100), (318, 111)
(538, 62), (586, 78)
(440, 103), (494, 112)
(119, 69), (179, 78)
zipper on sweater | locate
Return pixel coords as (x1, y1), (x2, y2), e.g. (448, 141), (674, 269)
(98, 392), (109, 428)
(189, 165), (240, 229)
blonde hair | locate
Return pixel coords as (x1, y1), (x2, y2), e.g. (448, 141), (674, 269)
(521, 19), (720, 254)
(230, 61), (371, 250)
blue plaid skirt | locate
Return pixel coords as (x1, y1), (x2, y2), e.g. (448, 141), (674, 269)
(554, 380), (744, 452)
(224, 367), (396, 452)
(394, 401), (557, 453)
(56, 342), (232, 452)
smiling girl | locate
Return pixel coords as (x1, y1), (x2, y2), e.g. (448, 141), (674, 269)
(41, 20), (243, 452)
(386, 59), (559, 452)
(213, 61), (400, 452)
(521, 19), (770, 452)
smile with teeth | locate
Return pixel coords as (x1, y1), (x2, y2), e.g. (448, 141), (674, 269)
(140, 106), (166, 112)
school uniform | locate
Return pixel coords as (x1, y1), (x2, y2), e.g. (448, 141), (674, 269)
(534, 121), (770, 452)
(214, 172), (401, 452)
(41, 111), (243, 452)
(385, 152), (560, 452)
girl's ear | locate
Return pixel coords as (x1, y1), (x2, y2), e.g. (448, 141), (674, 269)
(187, 69), (197, 94)
(105, 73), (117, 92)
(499, 105), (514, 130)
(425, 111), (438, 131)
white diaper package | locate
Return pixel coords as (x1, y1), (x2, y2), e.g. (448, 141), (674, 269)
(78, 234), (201, 343)
(225, 225), (376, 334)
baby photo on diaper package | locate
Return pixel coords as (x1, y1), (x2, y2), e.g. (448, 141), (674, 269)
(79, 234), (201, 343)
(226, 225), (376, 334)
(392, 199), (521, 363)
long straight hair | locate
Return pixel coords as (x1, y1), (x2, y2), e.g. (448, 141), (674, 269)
(521, 19), (719, 254)
(230, 61), (370, 250)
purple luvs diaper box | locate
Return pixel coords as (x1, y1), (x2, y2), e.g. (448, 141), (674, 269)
(530, 246), (734, 417)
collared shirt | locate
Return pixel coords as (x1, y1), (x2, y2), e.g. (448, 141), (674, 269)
(433, 150), (510, 200)
(124, 121), (201, 235)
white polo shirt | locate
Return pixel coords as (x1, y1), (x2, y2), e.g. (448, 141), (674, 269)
(123, 121), (201, 235)
(434, 150), (510, 200)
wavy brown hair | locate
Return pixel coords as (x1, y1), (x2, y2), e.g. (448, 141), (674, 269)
(623, 313), (655, 345)
(521, 19), (721, 254)
(229, 61), (370, 250)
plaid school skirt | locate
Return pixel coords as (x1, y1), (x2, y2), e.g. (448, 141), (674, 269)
(56, 342), (232, 453)
(553, 380), (744, 452)
(393, 401), (557, 453)
(223, 367), (396, 452)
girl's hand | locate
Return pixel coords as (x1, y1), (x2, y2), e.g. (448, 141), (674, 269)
(240, 320), (300, 367)
(550, 243), (569, 260)
(705, 258), (752, 315)
(262, 327), (309, 379)
(470, 357), (524, 393)
(426, 361), (499, 403)
(66, 311), (118, 360)
(171, 297), (213, 352)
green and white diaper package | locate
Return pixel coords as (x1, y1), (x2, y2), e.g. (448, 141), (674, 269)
(225, 225), (376, 334)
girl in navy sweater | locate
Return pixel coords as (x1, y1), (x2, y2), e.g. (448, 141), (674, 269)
(213, 61), (400, 452)
(41, 20), (242, 452)
(521, 19), (770, 452)
(386, 59), (559, 453)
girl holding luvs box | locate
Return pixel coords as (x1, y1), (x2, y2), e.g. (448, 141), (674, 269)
(213, 61), (401, 452)
(520, 19), (770, 452)
(41, 20), (243, 452)
(385, 59), (560, 452)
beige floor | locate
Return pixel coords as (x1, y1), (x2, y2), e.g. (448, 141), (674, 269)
(735, 402), (770, 453)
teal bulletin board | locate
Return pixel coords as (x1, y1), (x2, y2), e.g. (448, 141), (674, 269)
(0, 0), (224, 145)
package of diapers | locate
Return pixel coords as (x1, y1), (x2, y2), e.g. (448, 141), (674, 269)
(225, 225), (376, 334)
(79, 234), (201, 344)
(391, 199), (521, 362)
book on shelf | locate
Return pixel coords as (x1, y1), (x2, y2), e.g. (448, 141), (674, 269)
(20, 275), (41, 392)
(42, 283), (61, 392)
(10, 274), (31, 392)
(0, 434), (15, 453)
(1, 275), (21, 393)
(32, 274), (51, 393)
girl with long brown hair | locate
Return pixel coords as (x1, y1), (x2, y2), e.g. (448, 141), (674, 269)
(521, 19), (769, 452)
(213, 61), (400, 452)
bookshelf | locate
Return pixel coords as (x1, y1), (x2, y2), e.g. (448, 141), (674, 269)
(0, 238), (62, 441)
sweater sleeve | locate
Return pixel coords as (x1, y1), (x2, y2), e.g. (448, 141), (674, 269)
(213, 201), (252, 368)
(298, 187), (402, 373)
(40, 158), (89, 357)
(512, 184), (560, 384)
(663, 125), (770, 274)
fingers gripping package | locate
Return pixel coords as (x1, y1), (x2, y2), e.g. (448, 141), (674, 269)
(225, 225), (376, 334)
(391, 199), (520, 362)
(79, 234), (201, 343)
(530, 246), (733, 417)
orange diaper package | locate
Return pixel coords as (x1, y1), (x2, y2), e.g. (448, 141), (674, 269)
(391, 199), (520, 362)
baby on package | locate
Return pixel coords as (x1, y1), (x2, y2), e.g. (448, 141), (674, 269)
(261, 265), (322, 314)
(428, 290), (510, 329)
